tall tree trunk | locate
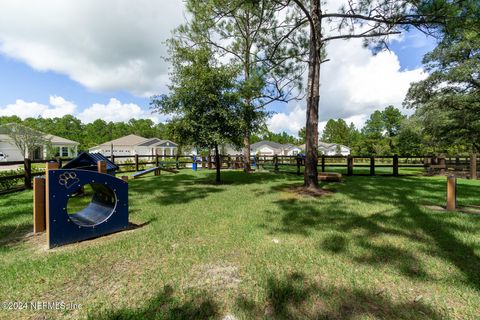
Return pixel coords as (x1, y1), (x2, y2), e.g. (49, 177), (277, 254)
(243, 133), (251, 172)
(304, 0), (321, 189)
(215, 143), (221, 183)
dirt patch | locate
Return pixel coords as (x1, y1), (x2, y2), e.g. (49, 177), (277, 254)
(187, 262), (241, 292)
(287, 185), (334, 198)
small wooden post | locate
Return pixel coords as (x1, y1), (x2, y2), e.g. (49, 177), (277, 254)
(208, 155), (212, 169)
(111, 154), (115, 164)
(56, 156), (63, 168)
(135, 154), (139, 172)
(97, 160), (107, 174)
(176, 154), (180, 169)
(370, 156), (375, 176)
(393, 154), (399, 176)
(470, 153), (477, 180)
(321, 155), (325, 173)
(347, 155), (353, 176)
(45, 162), (60, 244)
(296, 156), (301, 175)
(446, 175), (457, 211)
(33, 177), (46, 233)
(274, 155), (279, 172)
(155, 153), (159, 167)
(24, 158), (32, 189)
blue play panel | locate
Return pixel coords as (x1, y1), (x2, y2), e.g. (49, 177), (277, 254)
(47, 169), (128, 248)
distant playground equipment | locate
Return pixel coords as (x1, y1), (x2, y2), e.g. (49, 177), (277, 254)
(132, 165), (179, 179)
(33, 153), (129, 248)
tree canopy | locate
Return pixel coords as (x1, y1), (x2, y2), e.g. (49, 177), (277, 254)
(151, 44), (242, 183)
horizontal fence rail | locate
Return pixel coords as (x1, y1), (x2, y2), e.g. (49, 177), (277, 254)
(0, 153), (478, 195)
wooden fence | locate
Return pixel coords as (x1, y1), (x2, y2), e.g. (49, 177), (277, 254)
(0, 154), (478, 195)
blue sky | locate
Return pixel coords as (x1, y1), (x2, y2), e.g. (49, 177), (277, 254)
(0, 1), (438, 134)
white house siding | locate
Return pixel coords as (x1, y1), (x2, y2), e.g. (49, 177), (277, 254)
(285, 147), (302, 156)
(319, 145), (351, 156)
(0, 134), (78, 161)
(254, 146), (276, 155)
(91, 146), (136, 156)
(0, 139), (23, 161)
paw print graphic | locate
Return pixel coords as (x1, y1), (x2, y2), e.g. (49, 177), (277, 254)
(58, 172), (80, 189)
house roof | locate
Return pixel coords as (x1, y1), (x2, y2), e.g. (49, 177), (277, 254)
(251, 140), (302, 151)
(318, 141), (349, 149)
(137, 138), (178, 147)
(251, 141), (287, 150)
(44, 134), (79, 145)
(0, 123), (79, 145)
(92, 134), (148, 148)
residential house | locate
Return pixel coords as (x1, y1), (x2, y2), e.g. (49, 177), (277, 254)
(89, 134), (178, 157)
(251, 141), (302, 156)
(318, 142), (351, 156)
(0, 125), (79, 161)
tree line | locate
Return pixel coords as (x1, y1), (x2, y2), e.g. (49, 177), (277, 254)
(0, 115), (170, 152)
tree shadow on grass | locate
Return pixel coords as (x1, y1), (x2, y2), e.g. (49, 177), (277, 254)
(88, 285), (219, 320)
(128, 171), (299, 206)
(267, 176), (480, 291)
(237, 272), (444, 319)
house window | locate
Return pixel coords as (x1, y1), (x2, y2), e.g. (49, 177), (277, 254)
(57, 146), (68, 157)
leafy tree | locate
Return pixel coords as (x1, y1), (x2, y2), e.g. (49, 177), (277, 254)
(253, 129), (300, 145)
(321, 119), (350, 145)
(151, 45), (242, 183)
(177, 0), (306, 172)
(297, 126), (306, 144)
(272, 0), (453, 188)
(397, 117), (425, 155)
(405, 7), (480, 152)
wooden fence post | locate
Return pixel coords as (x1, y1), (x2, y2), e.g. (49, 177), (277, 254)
(155, 153), (159, 167)
(135, 154), (139, 172)
(208, 155), (212, 169)
(347, 155), (353, 176)
(393, 154), (399, 176)
(97, 160), (107, 174)
(33, 177), (46, 233)
(274, 155), (279, 172)
(370, 156), (375, 176)
(321, 155), (325, 172)
(111, 154), (115, 164)
(45, 162), (60, 243)
(446, 175), (457, 211)
(24, 158), (32, 189)
(296, 156), (301, 175)
(470, 153), (477, 180)
(176, 154), (180, 169)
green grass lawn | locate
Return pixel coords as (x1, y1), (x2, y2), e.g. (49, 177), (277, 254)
(0, 169), (479, 319)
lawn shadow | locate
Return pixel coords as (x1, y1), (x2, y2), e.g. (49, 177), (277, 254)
(128, 170), (299, 206)
(88, 285), (219, 320)
(236, 272), (444, 319)
(267, 176), (480, 291)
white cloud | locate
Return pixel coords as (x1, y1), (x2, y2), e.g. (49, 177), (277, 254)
(77, 98), (159, 123)
(0, 0), (183, 97)
(0, 96), (161, 124)
(269, 38), (427, 136)
(268, 103), (305, 135)
(0, 95), (77, 119)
